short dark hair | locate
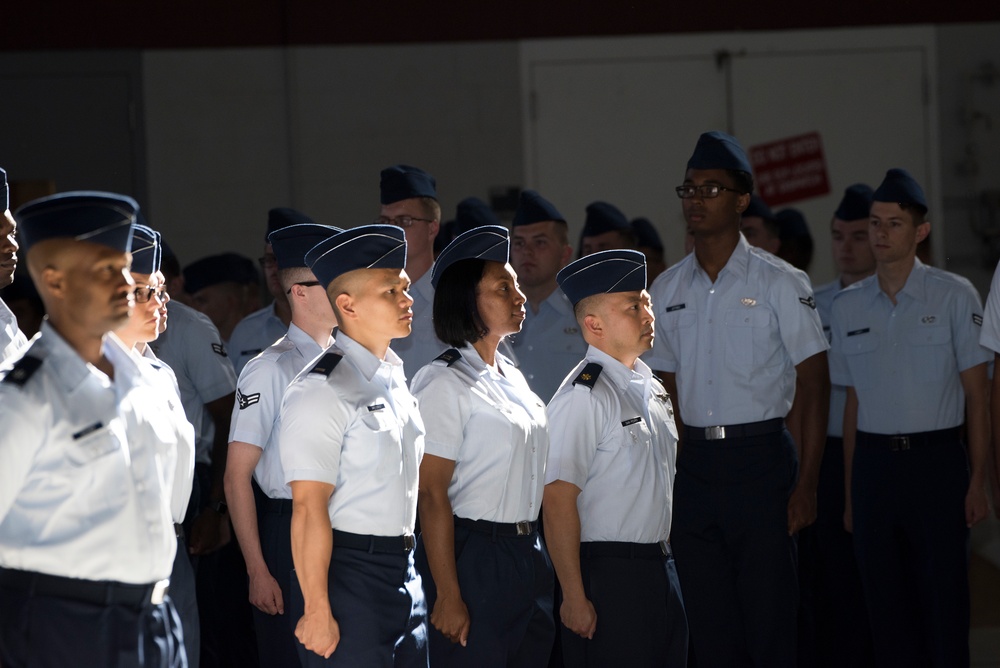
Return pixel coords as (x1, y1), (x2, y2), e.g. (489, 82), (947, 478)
(727, 169), (754, 194)
(900, 202), (928, 225)
(433, 259), (488, 347)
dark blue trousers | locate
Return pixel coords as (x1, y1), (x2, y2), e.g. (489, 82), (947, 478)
(171, 534), (201, 668)
(561, 544), (688, 667)
(253, 499), (301, 667)
(290, 545), (428, 667)
(671, 429), (799, 668)
(0, 571), (186, 668)
(852, 434), (970, 668)
(414, 524), (555, 668)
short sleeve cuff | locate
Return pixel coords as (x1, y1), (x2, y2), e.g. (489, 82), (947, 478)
(285, 468), (338, 486)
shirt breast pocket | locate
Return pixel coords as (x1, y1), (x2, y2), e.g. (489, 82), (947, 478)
(905, 324), (953, 382)
(662, 310), (697, 361)
(359, 409), (399, 475)
(724, 307), (773, 371)
(66, 425), (121, 466)
(841, 332), (880, 390)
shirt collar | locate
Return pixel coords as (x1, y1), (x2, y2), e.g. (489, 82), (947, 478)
(413, 271), (434, 300)
(543, 288), (575, 317)
(897, 258), (928, 303)
(37, 320), (98, 393)
(287, 322), (331, 360)
(688, 232), (751, 287)
(336, 329), (404, 387)
(585, 345), (647, 393)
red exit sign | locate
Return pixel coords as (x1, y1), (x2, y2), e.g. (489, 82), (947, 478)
(750, 132), (831, 206)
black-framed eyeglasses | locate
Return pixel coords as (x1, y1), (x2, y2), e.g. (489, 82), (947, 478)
(134, 286), (165, 304)
(286, 281), (322, 294)
(258, 254), (277, 269)
(375, 215), (435, 228)
(675, 185), (745, 199)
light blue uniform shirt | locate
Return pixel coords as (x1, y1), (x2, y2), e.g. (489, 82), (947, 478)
(411, 345), (548, 524)
(648, 235), (828, 427)
(279, 332), (425, 536)
(393, 272), (446, 379)
(0, 297), (27, 363)
(814, 279), (847, 438)
(0, 325), (177, 583)
(979, 260), (1000, 355)
(229, 323), (332, 499)
(152, 301), (237, 464)
(829, 260), (990, 434)
(546, 346), (678, 544)
(227, 303), (289, 376)
(509, 289), (587, 402)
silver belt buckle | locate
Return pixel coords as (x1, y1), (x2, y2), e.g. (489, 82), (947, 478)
(516, 521), (532, 536)
(403, 534), (416, 551)
(705, 426), (726, 440)
(890, 436), (910, 452)
(150, 579), (170, 605)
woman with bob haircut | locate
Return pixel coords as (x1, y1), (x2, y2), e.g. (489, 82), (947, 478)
(410, 225), (555, 667)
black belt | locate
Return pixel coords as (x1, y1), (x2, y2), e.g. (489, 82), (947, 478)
(683, 418), (784, 442)
(332, 529), (415, 554)
(262, 496), (293, 514)
(580, 541), (672, 560)
(454, 516), (537, 538)
(856, 427), (961, 452)
(174, 523), (184, 540)
(0, 568), (169, 609)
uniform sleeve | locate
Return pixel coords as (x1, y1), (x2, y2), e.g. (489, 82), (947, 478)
(0, 390), (45, 521)
(951, 280), (992, 372)
(771, 269), (829, 366)
(645, 274), (678, 373)
(279, 377), (348, 486)
(186, 317), (238, 404)
(827, 296), (852, 387)
(980, 262), (1000, 354)
(410, 366), (467, 461)
(544, 383), (612, 489)
(228, 355), (284, 448)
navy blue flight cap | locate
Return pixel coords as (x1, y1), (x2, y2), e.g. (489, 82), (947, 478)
(431, 225), (509, 289)
(512, 190), (565, 227)
(454, 197), (501, 235)
(557, 249), (647, 306)
(130, 221), (161, 275)
(380, 165), (437, 205)
(583, 201), (630, 237)
(834, 183), (875, 221)
(776, 208), (810, 240)
(873, 168), (927, 212)
(16, 191), (137, 253)
(742, 194), (775, 221)
(1, 168), (7, 211)
(631, 218), (663, 251)
(687, 131), (753, 174)
(266, 207), (315, 242)
(184, 253), (259, 294)
(305, 224), (407, 289)
(268, 223), (343, 270)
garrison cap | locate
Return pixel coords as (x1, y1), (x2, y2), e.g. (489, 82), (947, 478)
(305, 224), (407, 289)
(776, 208), (810, 240)
(631, 217), (663, 251)
(266, 207), (315, 241)
(557, 249), (646, 305)
(16, 191), (137, 253)
(833, 183), (875, 221)
(183, 253), (259, 294)
(873, 168), (927, 211)
(380, 165), (437, 204)
(1, 168), (7, 210)
(583, 201), (630, 237)
(742, 194), (775, 221)
(512, 190), (565, 227)
(431, 225), (509, 288)
(268, 223), (343, 270)
(130, 219), (161, 275)
(687, 131), (753, 174)
(454, 197), (501, 235)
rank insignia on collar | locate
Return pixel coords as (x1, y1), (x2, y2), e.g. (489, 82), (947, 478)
(799, 296), (816, 309)
(237, 389), (260, 409)
(741, 298), (757, 307)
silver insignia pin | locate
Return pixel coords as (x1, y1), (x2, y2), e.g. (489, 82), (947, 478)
(741, 298), (757, 307)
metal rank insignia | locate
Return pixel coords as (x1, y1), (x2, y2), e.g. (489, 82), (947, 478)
(741, 298), (757, 307)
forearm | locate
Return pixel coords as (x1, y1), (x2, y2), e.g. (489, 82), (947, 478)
(542, 485), (586, 602)
(964, 371), (990, 486)
(842, 389), (858, 504)
(291, 496), (333, 615)
(418, 491), (461, 600)
(224, 466), (267, 575)
(794, 355), (830, 490)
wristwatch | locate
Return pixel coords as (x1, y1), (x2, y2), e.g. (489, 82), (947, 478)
(208, 499), (228, 515)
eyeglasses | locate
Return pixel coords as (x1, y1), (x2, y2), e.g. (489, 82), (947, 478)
(675, 185), (745, 199)
(258, 254), (277, 269)
(286, 281), (322, 294)
(375, 216), (435, 228)
(134, 286), (165, 304)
